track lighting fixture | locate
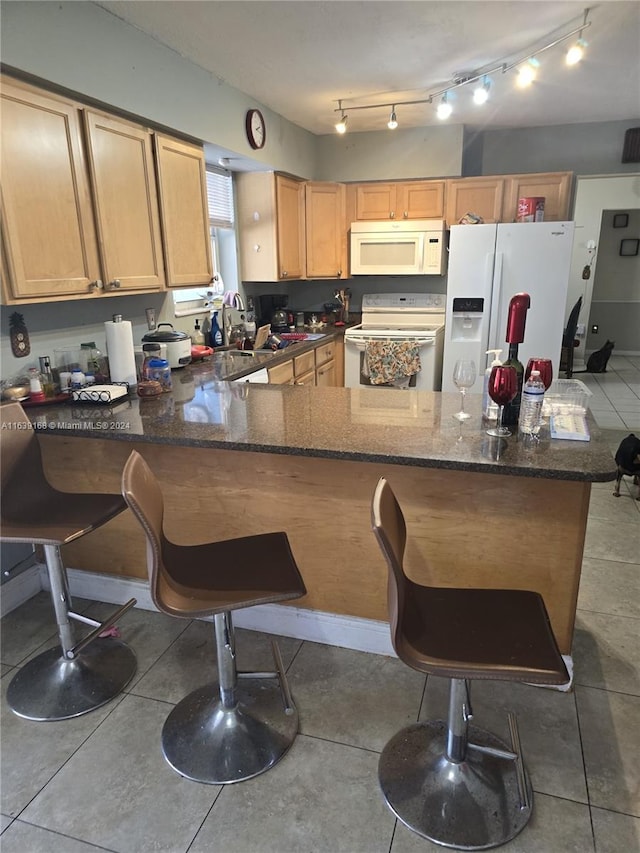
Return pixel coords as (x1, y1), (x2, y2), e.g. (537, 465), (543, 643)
(335, 99), (348, 134)
(436, 94), (452, 120)
(473, 78), (491, 105)
(333, 7), (591, 132)
(566, 8), (589, 65)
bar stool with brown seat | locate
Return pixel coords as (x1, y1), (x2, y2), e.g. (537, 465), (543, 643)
(121, 449), (307, 784)
(0, 402), (137, 721)
(371, 477), (569, 851)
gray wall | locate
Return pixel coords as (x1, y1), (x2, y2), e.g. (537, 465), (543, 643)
(586, 208), (640, 355)
(315, 126), (464, 181)
(478, 121), (640, 178)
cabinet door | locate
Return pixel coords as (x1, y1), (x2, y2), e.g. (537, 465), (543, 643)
(294, 369), (316, 386)
(316, 359), (336, 387)
(83, 110), (165, 292)
(354, 183), (396, 220)
(154, 135), (213, 288)
(503, 173), (573, 222)
(276, 175), (306, 279)
(445, 178), (505, 227)
(397, 181), (445, 219)
(1, 81), (101, 301)
(305, 182), (347, 279)
(268, 360), (294, 384)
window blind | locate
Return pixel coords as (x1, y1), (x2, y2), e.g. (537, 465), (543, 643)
(206, 167), (234, 227)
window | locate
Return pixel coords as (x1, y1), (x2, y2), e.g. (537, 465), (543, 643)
(173, 166), (236, 303)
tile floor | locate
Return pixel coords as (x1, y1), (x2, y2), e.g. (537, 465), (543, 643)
(1, 361), (639, 853)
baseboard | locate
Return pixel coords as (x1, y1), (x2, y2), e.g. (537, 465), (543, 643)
(52, 568), (397, 657)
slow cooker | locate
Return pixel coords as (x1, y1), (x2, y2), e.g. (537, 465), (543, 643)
(142, 324), (191, 369)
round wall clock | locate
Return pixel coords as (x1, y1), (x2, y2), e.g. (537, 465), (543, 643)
(245, 109), (266, 150)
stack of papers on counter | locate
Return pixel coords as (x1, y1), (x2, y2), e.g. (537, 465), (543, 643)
(550, 413), (590, 441)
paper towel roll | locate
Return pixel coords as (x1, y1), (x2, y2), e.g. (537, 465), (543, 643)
(105, 315), (137, 387)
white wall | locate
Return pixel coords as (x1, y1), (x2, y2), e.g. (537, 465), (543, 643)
(568, 174), (640, 363)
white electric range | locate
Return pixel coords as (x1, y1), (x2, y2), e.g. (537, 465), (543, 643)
(344, 293), (445, 390)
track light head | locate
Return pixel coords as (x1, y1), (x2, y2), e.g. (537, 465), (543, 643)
(566, 38), (587, 65)
(387, 107), (398, 130)
(473, 78), (491, 105)
(335, 113), (348, 134)
(516, 58), (538, 88)
(436, 94), (452, 120)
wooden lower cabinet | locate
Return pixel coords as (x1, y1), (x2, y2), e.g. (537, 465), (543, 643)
(267, 360), (294, 384)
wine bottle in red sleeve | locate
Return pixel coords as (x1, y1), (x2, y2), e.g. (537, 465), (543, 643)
(501, 293), (530, 427)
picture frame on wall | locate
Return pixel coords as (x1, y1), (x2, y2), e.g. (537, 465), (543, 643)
(619, 238), (639, 256)
(613, 213), (629, 228)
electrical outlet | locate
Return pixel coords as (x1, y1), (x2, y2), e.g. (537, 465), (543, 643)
(591, 324), (599, 334)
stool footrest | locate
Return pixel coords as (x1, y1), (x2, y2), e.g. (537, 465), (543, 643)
(236, 641), (295, 714)
(67, 598), (137, 660)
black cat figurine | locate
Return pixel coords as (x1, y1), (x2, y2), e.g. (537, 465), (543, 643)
(576, 339), (615, 373)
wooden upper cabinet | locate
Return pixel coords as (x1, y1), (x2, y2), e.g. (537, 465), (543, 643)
(275, 174), (306, 279)
(236, 172), (306, 282)
(354, 180), (445, 220)
(154, 135), (213, 288)
(445, 178), (505, 227)
(1, 80), (101, 301)
(83, 110), (165, 292)
(502, 172), (573, 222)
(305, 182), (348, 279)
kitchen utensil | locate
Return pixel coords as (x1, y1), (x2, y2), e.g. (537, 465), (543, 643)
(2, 384), (30, 401)
(142, 323), (191, 369)
(254, 325), (270, 351)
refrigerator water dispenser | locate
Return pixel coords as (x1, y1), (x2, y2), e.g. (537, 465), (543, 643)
(450, 298), (484, 341)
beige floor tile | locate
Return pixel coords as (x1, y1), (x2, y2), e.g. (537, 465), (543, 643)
(584, 516), (640, 565)
(0, 677), (122, 817)
(0, 820), (106, 852)
(578, 558), (640, 619)
(287, 641), (426, 751)
(577, 686), (640, 817)
(391, 791), (594, 852)
(20, 694), (218, 853)
(587, 485), (640, 522)
(573, 612), (640, 695)
(591, 806), (640, 853)
(190, 734), (395, 853)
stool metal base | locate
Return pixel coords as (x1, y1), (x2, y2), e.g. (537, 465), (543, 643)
(162, 679), (298, 785)
(6, 639), (137, 722)
(379, 721), (533, 851)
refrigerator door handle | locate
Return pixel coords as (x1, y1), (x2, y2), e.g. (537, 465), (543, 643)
(488, 252), (504, 352)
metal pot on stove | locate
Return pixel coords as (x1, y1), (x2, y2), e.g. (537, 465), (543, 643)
(142, 324), (192, 369)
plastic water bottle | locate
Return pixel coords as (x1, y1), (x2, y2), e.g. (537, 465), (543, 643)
(519, 370), (545, 436)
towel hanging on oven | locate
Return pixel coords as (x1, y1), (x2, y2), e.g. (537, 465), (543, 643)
(364, 339), (422, 385)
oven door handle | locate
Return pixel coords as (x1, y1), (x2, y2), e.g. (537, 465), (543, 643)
(347, 337), (435, 352)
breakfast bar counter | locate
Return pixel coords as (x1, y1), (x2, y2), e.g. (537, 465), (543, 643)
(28, 372), (617, 656)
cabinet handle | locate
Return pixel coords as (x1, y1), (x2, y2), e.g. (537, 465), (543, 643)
(390, 211), (395, 219)
(337, 270), (342, 277)
(89, 279), (103, 291)
(282, 270), (288, 278)
(108, 279), (121, 290)
(403, 211), (408, 218)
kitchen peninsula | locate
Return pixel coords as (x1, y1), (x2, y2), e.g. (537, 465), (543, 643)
(26, 357), (616, 661)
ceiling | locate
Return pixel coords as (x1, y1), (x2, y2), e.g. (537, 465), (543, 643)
(95, 1), (639, 136)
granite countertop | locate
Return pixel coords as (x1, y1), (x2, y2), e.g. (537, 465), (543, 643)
(25, 355), (617, 482)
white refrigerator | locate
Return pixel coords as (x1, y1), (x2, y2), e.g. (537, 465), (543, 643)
(441, 221), (575, 393)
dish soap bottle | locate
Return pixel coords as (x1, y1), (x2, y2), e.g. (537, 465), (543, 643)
(210, 311), (223, 348)
(192, 319), (205, 346)
(482, 349), (502, 420)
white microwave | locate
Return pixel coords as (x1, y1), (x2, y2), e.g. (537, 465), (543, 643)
(350, 219), (447, 276)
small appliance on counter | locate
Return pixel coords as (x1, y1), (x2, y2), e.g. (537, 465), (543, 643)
(257, 294), (290, 333)
(142, 324), (191, 369)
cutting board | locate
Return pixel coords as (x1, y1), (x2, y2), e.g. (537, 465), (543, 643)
(254, 325), (270, 350)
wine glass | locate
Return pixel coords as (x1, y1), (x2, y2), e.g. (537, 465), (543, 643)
(486, 365), (517, 437)
(525, 358), (553, 389)
(452, 359), (477, 421)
